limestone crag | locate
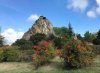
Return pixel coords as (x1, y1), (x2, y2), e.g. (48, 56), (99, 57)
(22, 16), (55, 40)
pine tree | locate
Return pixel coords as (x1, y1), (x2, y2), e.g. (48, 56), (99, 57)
(0, 27), (3, 46)
(68, 22), (74, 37)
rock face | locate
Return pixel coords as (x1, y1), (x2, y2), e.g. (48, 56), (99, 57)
(22, 16), (55, 40)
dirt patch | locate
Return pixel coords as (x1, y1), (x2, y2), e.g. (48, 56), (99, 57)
(0, 62), (32, 71)
(0, 63), (17, 71)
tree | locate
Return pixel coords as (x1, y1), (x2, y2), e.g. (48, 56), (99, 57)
(93, 30), (100, 45)
(12, 39), (33, 50)
(0, 39), (3, 47)
(97, 30), (100, 39)
(68, 23), (74, 37)
(54, 37), (66, 49)
(0, 35), (4, 47)
(77, 34), (83, 40)
(54, 23), (75, 38)
(0, 27), (4, 47)
(61, 27), (69, 37)
(47, 34), (56, 41)
(84, 31), (96, 42)
(30, 33), (47, 45)
(53, 27), (69, 37)
(93, 39), (100, 45)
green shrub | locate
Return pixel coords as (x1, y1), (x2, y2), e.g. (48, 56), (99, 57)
(6, 48), (19, 62)
(53, 27), (69, 37)
(0, 46), (34, 62)
(0, 40), (3, 47)
(91, 45), (100, 55)
(12, 39), (33, 50)
(0, 46), (19, 62)
(93, 39), (100, 45)
(0, 48), (4, 62)
(18, 50), (34, 62)
(30, 33), (47, 45)
(54, 37), (67, 49)
(62, 39), (94, 69)
(47, 34), (56, 41)
(93, 30), (100, 45)
(19, 44), (33, 50)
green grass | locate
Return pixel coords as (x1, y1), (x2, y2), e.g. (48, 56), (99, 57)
(0, 56), (100, 73)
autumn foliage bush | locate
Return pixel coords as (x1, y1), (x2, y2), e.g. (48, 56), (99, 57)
(62, 39), (94, 69)
(32, 40), (55, 69)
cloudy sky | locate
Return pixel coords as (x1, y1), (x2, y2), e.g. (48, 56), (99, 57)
(0, 0), (100, 45)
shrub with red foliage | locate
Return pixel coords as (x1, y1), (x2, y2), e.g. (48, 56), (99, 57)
(32, 40), (55, 69)
(62, 39), (94, 69)
(38, 41), (49, 47)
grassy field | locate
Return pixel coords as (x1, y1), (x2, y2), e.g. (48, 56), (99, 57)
(0, 56), (100, 73)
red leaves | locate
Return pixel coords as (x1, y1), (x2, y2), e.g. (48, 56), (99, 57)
(62, 39), (93, 68)
(38, 41), (49, 47)
(32, 41), (49, 49)
(32, 45), (39, 49)
(32, 40), (54, 67)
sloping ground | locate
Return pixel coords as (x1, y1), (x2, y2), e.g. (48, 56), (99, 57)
(0, 56), (100, 73)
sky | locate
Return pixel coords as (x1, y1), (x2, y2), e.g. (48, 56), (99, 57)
(0, 0), (100, 45)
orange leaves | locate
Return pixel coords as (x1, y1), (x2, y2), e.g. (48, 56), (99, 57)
(62, 39), (93, 68)
(32, 38), (94, 69)
(55, 49), (62, 57)
(84, 56), (93, 66)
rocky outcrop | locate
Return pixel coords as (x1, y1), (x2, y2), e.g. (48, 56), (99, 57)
(22, 16), (55, 40)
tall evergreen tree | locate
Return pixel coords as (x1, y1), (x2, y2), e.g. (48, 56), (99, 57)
(68, 22), (74, 37)
(0, 27), (4, 47)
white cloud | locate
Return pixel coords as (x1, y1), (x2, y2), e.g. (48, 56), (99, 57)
(87, 6), (100, 18)
(87, 10), (96, 18)
(1, 28), (24, 45)
(27, 14), (39, 23)
(67, 0), (100, 18)
(96, 7), (100, 15)
(96, 0), (100, 6)
(67, 0), (89, 11)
